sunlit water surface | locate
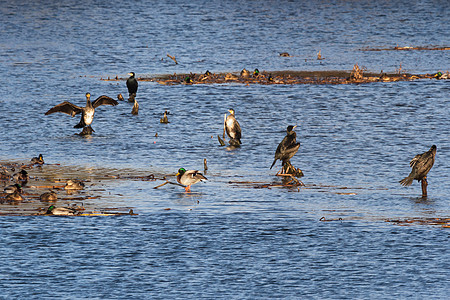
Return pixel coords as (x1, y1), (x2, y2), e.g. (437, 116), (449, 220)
(0, 1), (449, 298)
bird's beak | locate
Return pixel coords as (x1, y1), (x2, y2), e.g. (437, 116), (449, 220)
(127, 73), (133, 76)
(293, 125), (298, 129)
(176, 172), (180, 176)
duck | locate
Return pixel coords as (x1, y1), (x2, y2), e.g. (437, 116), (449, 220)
(253, 68), (260, 77)
(126, 72), (138, 101)
(117, 93), (124, 101)
(45, 92), (118, 133)
(4, 183), (23, 194)
(279, 52), (291, 57)
(176, 168), (207, 192)
(400, 145), (437, 193)
(225, 73), (238, 81)
(224, 109), (242, 145)
(45, 205), (77, 216)
(40, 190), (57, 202)
(5, 190), (24, 202)
(240, 68), (250, 78)
(160, 110), (169, 123)
(64, 179), (85, 190)
(13, 169), (29, 185)
(31, 154), (44, 165)
(270, 125), (300, 174)
(131, 97), (139, 115)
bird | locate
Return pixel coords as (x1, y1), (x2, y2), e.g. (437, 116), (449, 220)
(224, 109), (242, 145)
(45, 205), (77, 216)
(126, 72), (138, 101)
(270, 125), (300, 174)
(400, 145), (437, 187)
(45, 92), (118, 133)
(64, 179), (85, 190)
(253, 68), (260, 77)
(13, 169), (29, 185)
(31, 154), (44, 164)
(176, 168), (207, 192)
(160, 110), (169, 123)
(131, 97), (139, 115)
(240, 68), (250, 78)
(117, 94), (124, 101)
(40, 191), (57, 202)
(4, 183), (22, 194)
(5, 190), (24, 202)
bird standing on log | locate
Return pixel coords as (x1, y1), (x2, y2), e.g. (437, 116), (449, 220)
(270, 125), (300, 174)
(224, 108), (242, 145)
(126, 72), (138, 101)
(45, 93), (118, 133)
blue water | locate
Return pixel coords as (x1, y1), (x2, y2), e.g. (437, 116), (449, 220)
(1, 0), (449, 298)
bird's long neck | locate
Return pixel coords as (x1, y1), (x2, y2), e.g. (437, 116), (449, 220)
(86, 96), (92, 108)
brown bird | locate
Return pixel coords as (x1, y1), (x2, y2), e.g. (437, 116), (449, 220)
(45, 92), (118, 132)
(270, 125), (300, 173)
(400, 145), (436, 187)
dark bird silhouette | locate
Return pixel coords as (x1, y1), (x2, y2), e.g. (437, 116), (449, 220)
(45, 92), (118, 132)
(224, 109), (242, 145)
(270, 125), (300, 172)
(126, 72), (138, 101)
(400, 145), (436, 187)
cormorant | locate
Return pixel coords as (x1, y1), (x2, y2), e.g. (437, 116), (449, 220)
(270, 125), (300, 173)
(176, 168), (207, 192)
(400, 145), (436, 195)
(126, 72), (138, 100)
(224, 109), (242, 145)
(45, 93), (118, 133)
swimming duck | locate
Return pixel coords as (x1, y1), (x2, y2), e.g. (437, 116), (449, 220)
(224, 109), (242, 145)
(126, 72), (138, 101)
(400, 145), (436, 193)
(253, 68), (260, 77)
(117, 94), (124, 101)
(40, 190), (57, 202)
(4, 183), (22, 194)
(45, 205), (77, 216)
(184, 76), (193, 84)
(240, 69), (250, 78)
(5, 190), (24, 202)
(13, 169), (29, 185)
(64, 179), (85, 190)
(270, 125), (300, 173)
(31, 154), (44, 165)
(176, 168), (207, 192)
(131, 97), (139, 115)
(45, 92), (118, 133)
(160, 110), (169, 123)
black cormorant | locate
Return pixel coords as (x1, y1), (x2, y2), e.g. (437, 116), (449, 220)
(176, 168), (207, 192)
(400, 145), (436, 196)
(270, 125), (300, 173)
(126, 72), (138, 100)
(224, 109), (242, 145)
(45, 93), (118, 132)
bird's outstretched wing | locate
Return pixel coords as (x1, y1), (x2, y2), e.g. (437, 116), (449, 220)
(45, 102), (83, 117)
(92, 95), (118, 108)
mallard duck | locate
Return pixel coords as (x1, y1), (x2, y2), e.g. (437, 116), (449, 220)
(400, 145), (436, 187)
(240, 69), (250, 78)
(64, 179), (85, 190)
(176, 168), (207, 192)
(131, 98), (139, 115)
(5, 190), (23, 201)
(4, 183), (22, 194)
(13, 169), (29, 185)
(31, 154), (44, 165)
(253, 68), (260, 77)
(40, 191), (57, 202)
(224, 109), (242, 145)
(45, 92), (118, 133)
(45, 205), (77, 216)
(270, 125), (300, 173)
(160, 110), (169, 123)
(126, 72), (138, 100)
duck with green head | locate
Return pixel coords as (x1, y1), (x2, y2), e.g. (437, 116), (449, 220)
(45, 205), (77, 216)
(176, 168), (207, 192)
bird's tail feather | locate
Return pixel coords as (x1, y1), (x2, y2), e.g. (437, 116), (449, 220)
(399, 176), (414, 186)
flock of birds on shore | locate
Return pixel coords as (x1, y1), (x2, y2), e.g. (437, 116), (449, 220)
(1, 71), (438, 214)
